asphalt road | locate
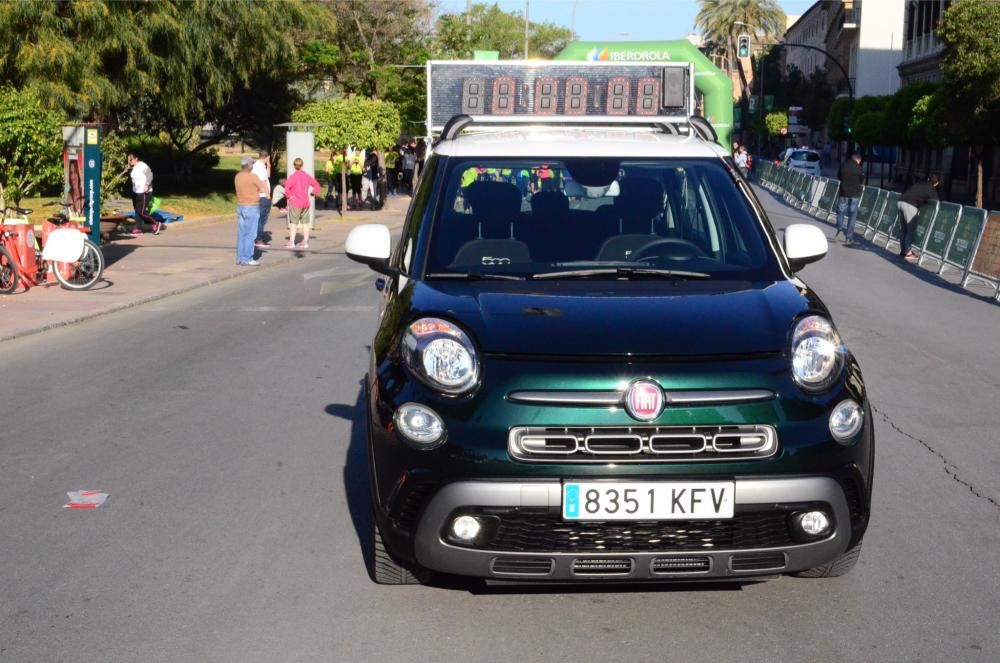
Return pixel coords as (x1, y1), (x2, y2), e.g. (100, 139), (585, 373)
(1, 188), (998, 662)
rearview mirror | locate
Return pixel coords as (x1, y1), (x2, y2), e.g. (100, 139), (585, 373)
(345, 224), (394, 274)
(783, 223), (828, 271)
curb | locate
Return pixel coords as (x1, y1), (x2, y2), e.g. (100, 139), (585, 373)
(1, 206), (408, 344)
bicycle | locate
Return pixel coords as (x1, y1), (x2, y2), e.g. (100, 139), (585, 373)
(0, 204), (105, 293)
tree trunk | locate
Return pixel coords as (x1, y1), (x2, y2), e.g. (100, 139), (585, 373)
(974, 146), (984, 208)
(340, 147), (348, 216)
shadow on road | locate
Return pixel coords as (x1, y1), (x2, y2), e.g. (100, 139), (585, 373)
(327, 381), (373, 579)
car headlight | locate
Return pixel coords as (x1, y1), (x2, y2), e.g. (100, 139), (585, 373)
(790, 315), (844, 392)
(402, 317), (480, 395)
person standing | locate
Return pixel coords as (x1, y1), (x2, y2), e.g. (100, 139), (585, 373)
(285, 157), (322, 249)
(734, 145), (749, 178)
(834, 152), (864, 245)
(252, 150), (272, 247)
(127, 152), (161, 235)
(898, 174), (940, 261)
(822, 141), (833, 168)
(362, 148), (379, 207)
(234, 156), (264, 266)
(348, 151), (364, 205)
(400, 145), (416, 195)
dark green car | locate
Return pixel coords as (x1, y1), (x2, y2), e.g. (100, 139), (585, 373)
(346, 127), (872, 585)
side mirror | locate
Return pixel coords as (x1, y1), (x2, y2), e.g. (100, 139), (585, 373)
(783, 223), (828, 271)
(345, 224), (394, 274)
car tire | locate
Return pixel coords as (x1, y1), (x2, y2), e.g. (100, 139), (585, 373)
(371, 517), (424, 585)
(793, 540), (863, 578)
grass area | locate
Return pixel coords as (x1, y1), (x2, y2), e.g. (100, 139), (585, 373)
(13, 155), (244, 223)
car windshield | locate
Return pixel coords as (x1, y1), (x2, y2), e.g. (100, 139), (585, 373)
(790, 151), (820, 162)
(421, 158), (779, 280)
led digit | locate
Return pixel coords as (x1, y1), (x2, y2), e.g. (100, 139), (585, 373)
(460, 77), (485, 115)
(606, 77), (630, 116)
(564, 77), (588, 115)
(635, 76), (661, 115)
(491, 76), (516, 115)
(534, 77), (558, 115)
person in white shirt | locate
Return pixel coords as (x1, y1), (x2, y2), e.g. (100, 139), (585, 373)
(251, 150), (272, 246)
(127, 152), (160, 235)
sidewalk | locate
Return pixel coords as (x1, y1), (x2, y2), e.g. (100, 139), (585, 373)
(0, 197), (409, 343)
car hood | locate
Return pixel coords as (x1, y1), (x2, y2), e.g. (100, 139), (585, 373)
(405, 279), (824, 357)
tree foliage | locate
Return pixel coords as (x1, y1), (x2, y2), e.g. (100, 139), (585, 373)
(936, 0), (1000, 144)
(826, 97), (851, 142)
(301, 1), (430, 135)
(764, 111), (788, 137)
(852, 111), (885, 149)
(292, 98), (401, 152)
(695, 0), (785, 99)
(884, 83), (938, 146)
(434, 3), (573, 60)
(0, 0), (315, 182)
(0, 87), (63, 204)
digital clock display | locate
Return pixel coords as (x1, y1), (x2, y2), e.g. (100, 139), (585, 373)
(427, 61), (692, 134)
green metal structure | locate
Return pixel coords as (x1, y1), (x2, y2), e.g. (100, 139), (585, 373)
(554, 41), (733, 147)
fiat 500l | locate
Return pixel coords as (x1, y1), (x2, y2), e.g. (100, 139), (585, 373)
(345, 128), (872, 585)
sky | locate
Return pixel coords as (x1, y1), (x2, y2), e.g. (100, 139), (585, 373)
(435, 0), (818, 42)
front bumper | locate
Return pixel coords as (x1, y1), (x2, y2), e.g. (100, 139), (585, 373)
(413, 477), (850, 581)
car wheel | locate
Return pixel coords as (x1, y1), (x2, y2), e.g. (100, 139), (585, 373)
(370, 516), (424, 585)
(793, 540), (863, 578)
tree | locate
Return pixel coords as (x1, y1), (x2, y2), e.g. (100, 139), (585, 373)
(0, 1), (316, 182)
(826, 97), (851, 142)
(935, 0), (1000, 207)
(292, 97), (401, 214)
(0, 87), (63, 205)
(852, 111), (885, 150)
(764, 111), (788, 137)
(695, 0), (785, 101)
(884, 83), (938, 147)
(434, 3), (573, 60)
(302, 1), (430, 137)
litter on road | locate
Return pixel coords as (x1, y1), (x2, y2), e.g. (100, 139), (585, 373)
(63, 490), (109, 509)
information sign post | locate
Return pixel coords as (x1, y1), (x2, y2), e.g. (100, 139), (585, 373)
(82, 125), (103, 246)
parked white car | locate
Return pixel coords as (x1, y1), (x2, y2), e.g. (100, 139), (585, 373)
(782, 149), (822, 176)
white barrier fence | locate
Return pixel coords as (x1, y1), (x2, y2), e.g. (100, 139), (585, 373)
(755, 162), (1000, 304)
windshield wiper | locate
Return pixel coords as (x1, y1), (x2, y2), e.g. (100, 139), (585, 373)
(425, 272), (526, 281)
(533, 267), (711, 280)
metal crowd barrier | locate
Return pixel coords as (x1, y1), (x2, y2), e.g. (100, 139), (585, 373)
(754, 163), (1000, 303)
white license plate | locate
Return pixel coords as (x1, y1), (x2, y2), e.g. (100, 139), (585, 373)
(562, 481), (735, 521)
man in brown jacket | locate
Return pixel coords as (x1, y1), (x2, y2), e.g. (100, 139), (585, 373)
(234, 156), (265, 266)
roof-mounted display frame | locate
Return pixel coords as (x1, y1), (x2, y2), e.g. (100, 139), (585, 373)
(426, 60), (696, 138)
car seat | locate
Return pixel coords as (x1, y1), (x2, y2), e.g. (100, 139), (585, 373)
(595, 177), (664, 261)
(451, 181), (531, 268)
(525, 190), (572, 262)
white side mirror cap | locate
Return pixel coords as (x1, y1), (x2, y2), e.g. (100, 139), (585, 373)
(345, 224), (392, 273)
(783, 223), (828, 271)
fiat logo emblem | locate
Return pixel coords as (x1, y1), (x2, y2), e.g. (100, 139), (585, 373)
(624, 380), (665, 421)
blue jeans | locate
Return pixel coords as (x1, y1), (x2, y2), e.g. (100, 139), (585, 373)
(836, 197), (860, 238)
(256, 197), (271, 241)
(237, 205), (259, 263)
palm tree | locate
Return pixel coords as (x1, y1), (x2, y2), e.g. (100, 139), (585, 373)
(695, 0), (786, 101)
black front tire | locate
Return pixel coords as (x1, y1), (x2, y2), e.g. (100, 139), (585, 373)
(794, 540), (863, 578)
(0, 245), (19, 294)
(54, 238), (104, 290)
(370, 517), (423, 585)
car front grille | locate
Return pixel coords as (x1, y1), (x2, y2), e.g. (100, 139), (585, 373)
(453, 508), (794, 552)
(509, 425), (778, 463)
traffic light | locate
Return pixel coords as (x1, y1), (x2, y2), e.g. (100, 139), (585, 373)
(738, 34), (750, 58)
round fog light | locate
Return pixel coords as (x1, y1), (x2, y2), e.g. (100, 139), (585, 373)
(829, 399), (863, 443)
(796, 510), (832, 537)
(451, 515), (482, 542)
(394, 403), (445, 449)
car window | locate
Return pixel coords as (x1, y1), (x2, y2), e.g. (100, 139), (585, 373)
(422, 158), (780, 279)
(790, 151), (820, 162)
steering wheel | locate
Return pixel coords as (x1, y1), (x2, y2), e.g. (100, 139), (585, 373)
(631, 238), (707, 261)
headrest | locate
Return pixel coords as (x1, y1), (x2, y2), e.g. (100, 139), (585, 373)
(614, 177), (664, 219)
(530, 190), (569, 218)
(465, 181), (522, 235)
